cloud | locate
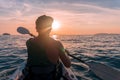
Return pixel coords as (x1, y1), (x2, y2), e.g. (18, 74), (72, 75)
(0, 0), (15, 8)
(0, 0), (120, 26)
(0, 0), (31, 17)
(36, 2), (120, 25)
(0, 0), (120, 17)
(0, 0), (120, 34)
(78, 0), (120, 9)
(26, 0), (120, 9)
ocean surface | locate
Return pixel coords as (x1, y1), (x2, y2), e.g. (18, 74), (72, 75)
(0, 34), (120, 80)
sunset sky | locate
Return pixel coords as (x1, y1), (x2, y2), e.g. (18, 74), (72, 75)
(0, 0), (120, 35)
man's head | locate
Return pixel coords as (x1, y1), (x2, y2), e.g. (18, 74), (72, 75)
(35, 15), (53, 34)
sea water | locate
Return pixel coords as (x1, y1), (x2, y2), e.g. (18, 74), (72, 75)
(0, 34), (120, 80)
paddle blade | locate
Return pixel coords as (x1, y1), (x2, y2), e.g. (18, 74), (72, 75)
(87, 62), (120, 80)
(17, 27), (30, 34)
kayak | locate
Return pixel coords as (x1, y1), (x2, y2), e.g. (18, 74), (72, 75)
(87, 62), (120, 80)
(68, 53), (120, 80)
(9, 61), (78, 80)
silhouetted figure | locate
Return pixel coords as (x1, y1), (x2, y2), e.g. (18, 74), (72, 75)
(22, 15), (71, 80)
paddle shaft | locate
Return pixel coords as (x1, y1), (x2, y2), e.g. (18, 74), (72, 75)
(29, 33), (36, 37)
(67, 53), (85, 63)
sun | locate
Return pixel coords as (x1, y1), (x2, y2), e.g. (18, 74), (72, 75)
(52, 20), (60, 30)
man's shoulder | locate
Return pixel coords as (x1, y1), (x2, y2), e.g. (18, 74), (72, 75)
(50, 37), (62, 44)
(26, 38), (34, 42)
(26, 38), (36, 46)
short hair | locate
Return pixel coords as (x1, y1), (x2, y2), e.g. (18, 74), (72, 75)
(36, 15), (53, 30)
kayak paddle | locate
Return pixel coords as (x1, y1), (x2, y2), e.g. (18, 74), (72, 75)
(17, 27), (35, 37)
(17, 27), (120, 80)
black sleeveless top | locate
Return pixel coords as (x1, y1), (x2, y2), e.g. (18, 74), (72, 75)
(26, 37), (56, 67)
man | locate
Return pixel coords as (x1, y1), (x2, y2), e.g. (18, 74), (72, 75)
(23, 15), (71, 80)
